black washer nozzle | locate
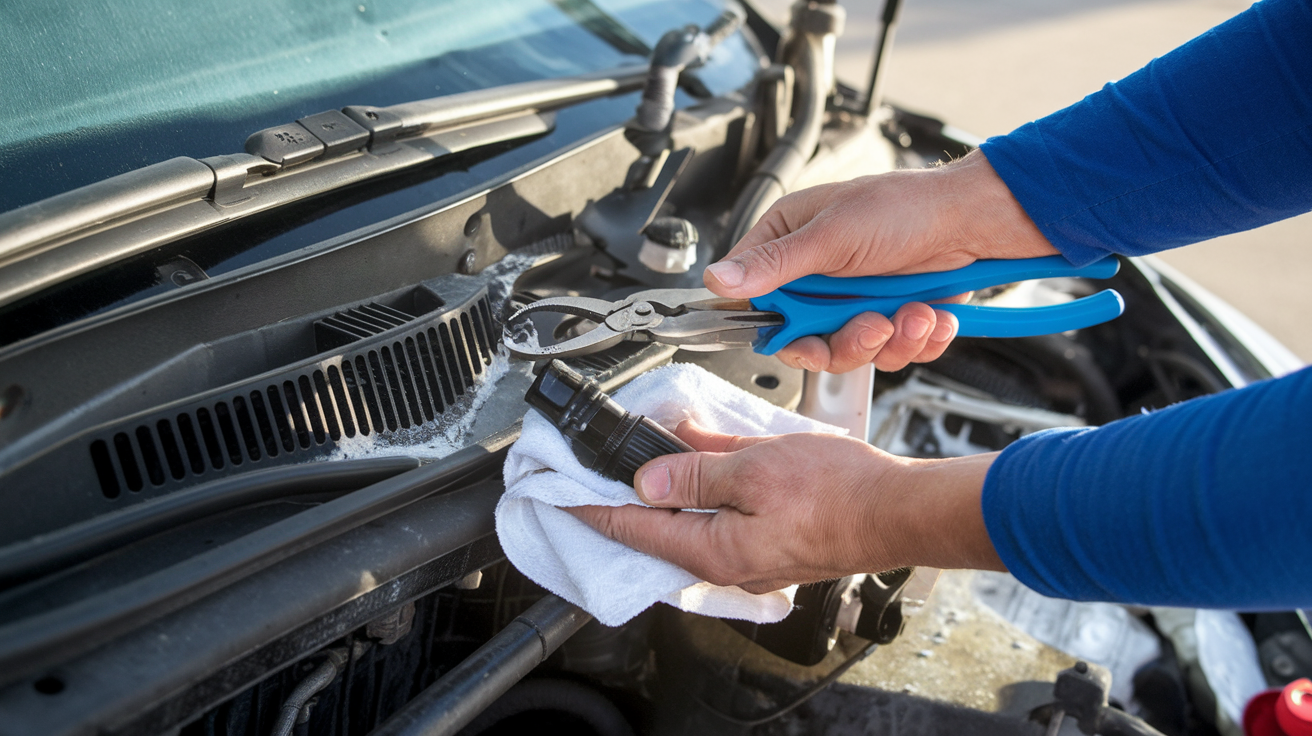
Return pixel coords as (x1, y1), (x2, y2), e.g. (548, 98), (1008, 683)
(525, 360), (693, 486)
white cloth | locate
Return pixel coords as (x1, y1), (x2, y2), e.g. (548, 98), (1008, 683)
(497, 362), (846, 627)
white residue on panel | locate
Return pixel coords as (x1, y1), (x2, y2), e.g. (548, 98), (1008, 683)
(325, 248), (549, 462)
(327, 346), (525, 461)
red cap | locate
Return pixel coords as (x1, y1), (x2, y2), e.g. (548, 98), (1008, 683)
(1276, 679), (1312, 736)
(1247, 679), (1312, 736)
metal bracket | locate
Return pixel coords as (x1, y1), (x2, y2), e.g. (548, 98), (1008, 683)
(200, 153), (278, 207)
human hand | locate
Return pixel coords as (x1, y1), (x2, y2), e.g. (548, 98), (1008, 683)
(567, 421), (1005, 595)
(706, 150), (1058, 373)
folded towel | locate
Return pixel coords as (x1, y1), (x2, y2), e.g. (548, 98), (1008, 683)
(497, 362), (846, 627)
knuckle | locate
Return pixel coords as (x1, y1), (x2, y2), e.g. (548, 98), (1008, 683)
(723, 433), (751, 452)
(673, 454), (706, 508)
(741, 238), (789, 275)
(594, 509), (626, 543)
(694, 454), (725, 509)
(832, 333), (867, 366)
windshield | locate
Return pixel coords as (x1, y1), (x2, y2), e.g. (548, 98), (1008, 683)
(0, 0), (751, 212)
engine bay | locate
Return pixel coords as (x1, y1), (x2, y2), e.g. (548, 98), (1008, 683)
(0, 3), (1306, 735)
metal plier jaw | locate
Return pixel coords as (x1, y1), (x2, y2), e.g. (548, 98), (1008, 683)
(503, 288), (783, 359)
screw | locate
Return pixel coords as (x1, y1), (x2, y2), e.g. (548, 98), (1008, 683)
(459, 251), (477, 274)
(633, 302), (653, 316)
(1074, 661), (1089, 674)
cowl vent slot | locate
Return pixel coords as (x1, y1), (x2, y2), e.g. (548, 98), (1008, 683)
(314, 303), (417, 352)
(82, 288), (495, 502)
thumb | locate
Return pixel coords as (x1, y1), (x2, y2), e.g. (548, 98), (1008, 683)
(634, 447), (746, 511)
(635, 422), (774, 507)
(705, 223), (829, 299)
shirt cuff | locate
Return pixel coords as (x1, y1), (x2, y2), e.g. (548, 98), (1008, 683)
(980, 130), (1116, 267)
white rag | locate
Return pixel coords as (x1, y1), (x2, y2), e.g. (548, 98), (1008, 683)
(497, 362), (846, 627)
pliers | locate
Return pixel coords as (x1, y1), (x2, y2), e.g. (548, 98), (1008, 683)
(502, 255), (1125, 360)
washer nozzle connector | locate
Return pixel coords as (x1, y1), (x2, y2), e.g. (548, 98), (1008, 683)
(525, 360), (692, 486)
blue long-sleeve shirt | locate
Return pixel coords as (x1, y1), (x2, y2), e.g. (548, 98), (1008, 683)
(976, 0), (1312, 609)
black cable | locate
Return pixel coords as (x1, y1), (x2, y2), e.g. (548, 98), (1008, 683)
(692, 642), (879, 727)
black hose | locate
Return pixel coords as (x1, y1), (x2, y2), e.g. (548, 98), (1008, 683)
(1014, 334), (1122, 425)
(0, 456), (420, 589)
(271, 647), (350, 736)
(724, 24), (831, 248)
(1142, 349), (1227, 397)
(369, 595), (593, 736)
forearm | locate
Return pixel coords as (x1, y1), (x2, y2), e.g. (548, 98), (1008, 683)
(862, 451), (1008, 574)
(983, 367), (1312, 609)
(980, 0), (1312, 264)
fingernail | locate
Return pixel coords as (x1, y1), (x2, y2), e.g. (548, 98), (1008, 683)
(858, 328), (887, 351)
(706, 261), (745, 288)
(639, 464), (671, 502)
(930, 319), (955, 342)
(902, 316), (930, 341)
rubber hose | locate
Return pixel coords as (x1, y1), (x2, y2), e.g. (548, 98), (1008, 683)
(724, 28), (830, 249)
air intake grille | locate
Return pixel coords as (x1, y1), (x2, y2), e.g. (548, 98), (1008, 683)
(314, 302), (417, 352)
(88, 292), (495, 500)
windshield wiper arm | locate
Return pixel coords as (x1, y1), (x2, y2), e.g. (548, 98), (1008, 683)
(0, 66), (647, 310)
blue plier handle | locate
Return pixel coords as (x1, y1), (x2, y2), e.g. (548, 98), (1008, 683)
(749, 255), (1124, 355)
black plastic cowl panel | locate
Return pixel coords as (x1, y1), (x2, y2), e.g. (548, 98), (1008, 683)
(0, 285), (497, 546)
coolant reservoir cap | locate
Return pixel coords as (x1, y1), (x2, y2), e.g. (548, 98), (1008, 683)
(638, 217), (698, 274)
(1245, 678), (1312, 736)
(1278, 678), (1312, 736)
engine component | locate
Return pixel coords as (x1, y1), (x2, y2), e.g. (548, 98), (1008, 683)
(367, 602), (416, 645)
(730, 576), (866, 667)
(270, 645), (352, 736)
(724, 0), (841, 246)
(371, 595), (591, 736)
(731, 568), (913, 667)
(524, 360), (692, 486)
(1031, 662), (1166, 736)
(870, 370), (1085, 458)
(638, 216), (699, 274)
(624, 6), (745, 190)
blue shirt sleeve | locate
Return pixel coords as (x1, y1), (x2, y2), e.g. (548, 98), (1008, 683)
(983, 367), (1312, 610)
(978, 0), (1312, 266)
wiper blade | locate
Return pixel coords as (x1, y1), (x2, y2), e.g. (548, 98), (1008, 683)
(0, 66), (647, 309)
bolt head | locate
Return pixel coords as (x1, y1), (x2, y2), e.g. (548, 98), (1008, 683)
(459, 251), (477, 274)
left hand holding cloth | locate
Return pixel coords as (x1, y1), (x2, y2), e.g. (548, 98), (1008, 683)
(497, 363), (843, 626)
